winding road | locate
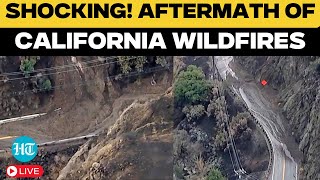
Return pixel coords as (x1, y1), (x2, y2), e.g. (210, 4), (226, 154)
(214, 56), (298, 180)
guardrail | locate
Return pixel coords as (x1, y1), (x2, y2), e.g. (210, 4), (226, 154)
(0, 134), (98, 156)
(235, 92), (273, 180)
(37, 134), (98, 147)
(248, 110), (274, 180)
(0, 113), (47, 125)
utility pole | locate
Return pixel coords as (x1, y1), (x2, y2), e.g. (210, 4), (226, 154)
(212, 58), (246, 179)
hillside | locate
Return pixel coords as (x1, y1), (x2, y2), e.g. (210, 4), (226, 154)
(234, 56), (320, 179)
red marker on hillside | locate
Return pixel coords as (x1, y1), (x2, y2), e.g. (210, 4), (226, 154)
(261, 80), (268, 86)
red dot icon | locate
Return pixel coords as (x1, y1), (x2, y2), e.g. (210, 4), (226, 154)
(261, 80), (268, 86)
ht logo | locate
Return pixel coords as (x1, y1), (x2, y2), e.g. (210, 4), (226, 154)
(11, 136), (38, 162)
(13, 142), (36, 156)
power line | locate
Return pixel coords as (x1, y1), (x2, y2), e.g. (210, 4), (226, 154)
(221, 92), (245, 174)
(220, 84), (246, 174)
(215, 86), (239, 174)
(2, 59), (113, 82)
(213, 58), (246, 178)
(0, 65), (170, 125)
(0, 56), (118, 77)
(0, 56), (144, 82)
(227, 137), (237, 174)
(2, 65), (170, 98)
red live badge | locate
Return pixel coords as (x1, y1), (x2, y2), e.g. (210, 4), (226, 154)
(6, 165), (44, 178)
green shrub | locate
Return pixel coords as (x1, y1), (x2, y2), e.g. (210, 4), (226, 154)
(174, 65), (211, 104)
(118, 56), (147, 74)
(207, 168), (226, 180)
(39, 79), (52, 91)
(156, 56), (168, 67)
(20, 56), (38, 77)
(182, 104), (205, 122)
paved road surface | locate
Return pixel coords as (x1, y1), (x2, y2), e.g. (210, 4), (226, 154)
(0, 113), (48, 148)
(0, 113), (47, 125)
(0, 113), (100, 152)
(214, 56), (298, 180)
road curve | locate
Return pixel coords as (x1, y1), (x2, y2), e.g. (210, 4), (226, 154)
(239, 87), (297, 180)
(214, 56), (298, 180)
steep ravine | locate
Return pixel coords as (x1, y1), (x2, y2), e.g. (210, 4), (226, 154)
(57, 92), (173, 180)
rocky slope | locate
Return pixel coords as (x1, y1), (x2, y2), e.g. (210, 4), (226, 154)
(0, 92), (173, 180)
(234, 56), (320, 179)
(56, 91), (173, 180)
(0, 56), (172, 142)
(0, 56), (173, 179)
